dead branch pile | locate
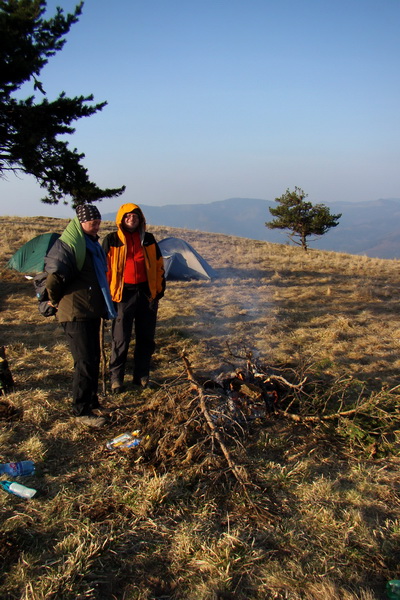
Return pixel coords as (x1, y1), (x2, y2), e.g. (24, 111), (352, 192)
(110, 350), (399, 485)
(115, 352), (306, 484)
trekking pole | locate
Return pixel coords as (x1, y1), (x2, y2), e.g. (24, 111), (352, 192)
(100, 318), (107, 396)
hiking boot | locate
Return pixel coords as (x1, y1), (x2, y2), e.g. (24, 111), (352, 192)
(90, 400), (102, 410)
(133, 376), (150, 389)
(75, 414), (107, 428)
(111, 382), (125, 394)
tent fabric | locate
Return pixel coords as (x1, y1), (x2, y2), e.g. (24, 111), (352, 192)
(6, 233), (60, 274)
(158, 237), (217, 280)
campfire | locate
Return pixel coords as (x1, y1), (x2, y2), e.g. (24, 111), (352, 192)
(110, 348), (309, 501)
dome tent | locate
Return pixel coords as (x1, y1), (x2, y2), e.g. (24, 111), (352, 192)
(158, 237), (217, 281)
(6, 232), (60, 274)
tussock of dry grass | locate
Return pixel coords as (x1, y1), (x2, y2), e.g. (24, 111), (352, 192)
(0, 216), (399, 599)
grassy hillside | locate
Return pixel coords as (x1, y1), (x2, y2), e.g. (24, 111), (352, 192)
(0, 216), (399, 600)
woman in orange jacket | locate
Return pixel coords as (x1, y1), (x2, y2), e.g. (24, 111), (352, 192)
(102, 203), (165, 392)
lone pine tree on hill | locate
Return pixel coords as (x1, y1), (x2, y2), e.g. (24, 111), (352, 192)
(266, 187), (341, 251)
(0, 0), (125, 207)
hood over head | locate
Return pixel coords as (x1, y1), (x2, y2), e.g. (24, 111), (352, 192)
(116, 203), (146, 230)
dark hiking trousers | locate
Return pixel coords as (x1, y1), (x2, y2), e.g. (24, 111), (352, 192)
(109, 284), (158, 385)
(62, 319), (101, 416)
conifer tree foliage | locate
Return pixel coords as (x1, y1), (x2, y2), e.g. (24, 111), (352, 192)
(0, 0), (125, 207)
(266, 187), (341, 251)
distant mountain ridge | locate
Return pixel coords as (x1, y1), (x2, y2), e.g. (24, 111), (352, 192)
(103, 197), (400, 259)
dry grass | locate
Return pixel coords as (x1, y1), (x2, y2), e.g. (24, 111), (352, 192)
(0, 215), (399, 600)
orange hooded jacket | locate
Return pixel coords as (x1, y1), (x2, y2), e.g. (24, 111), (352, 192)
(102, 203), (165, 303)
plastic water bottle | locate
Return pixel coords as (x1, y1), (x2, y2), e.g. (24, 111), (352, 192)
(386, 580), (400, 600)
(106, 431), (142, 451)
(0, 480), (37, 499)
(0, 461), (35, 477)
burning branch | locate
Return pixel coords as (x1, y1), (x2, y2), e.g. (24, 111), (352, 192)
(225, 342), (307, 390)
(181, 352), (249, 488)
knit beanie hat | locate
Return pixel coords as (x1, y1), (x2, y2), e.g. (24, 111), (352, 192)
(76, 204), (101, 223)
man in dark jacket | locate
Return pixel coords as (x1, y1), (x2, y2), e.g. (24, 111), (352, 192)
(45, 204), (116, 427)
(102, 202), (165, 392)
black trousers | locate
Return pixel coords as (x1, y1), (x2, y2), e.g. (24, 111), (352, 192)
(110, 285), (158, 385)
(62, 319), (101, 416)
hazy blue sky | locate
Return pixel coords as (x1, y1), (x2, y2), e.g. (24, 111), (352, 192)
(1, 0), (399, 218)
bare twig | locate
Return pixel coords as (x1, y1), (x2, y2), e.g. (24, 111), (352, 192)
(276, 398), (375, 423)
(100, 319), (107, 396)
(267, 374), (308, 390)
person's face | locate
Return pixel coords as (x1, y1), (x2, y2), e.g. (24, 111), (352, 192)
(81, 219), (101, 236)
(122, 212), (140, 232)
